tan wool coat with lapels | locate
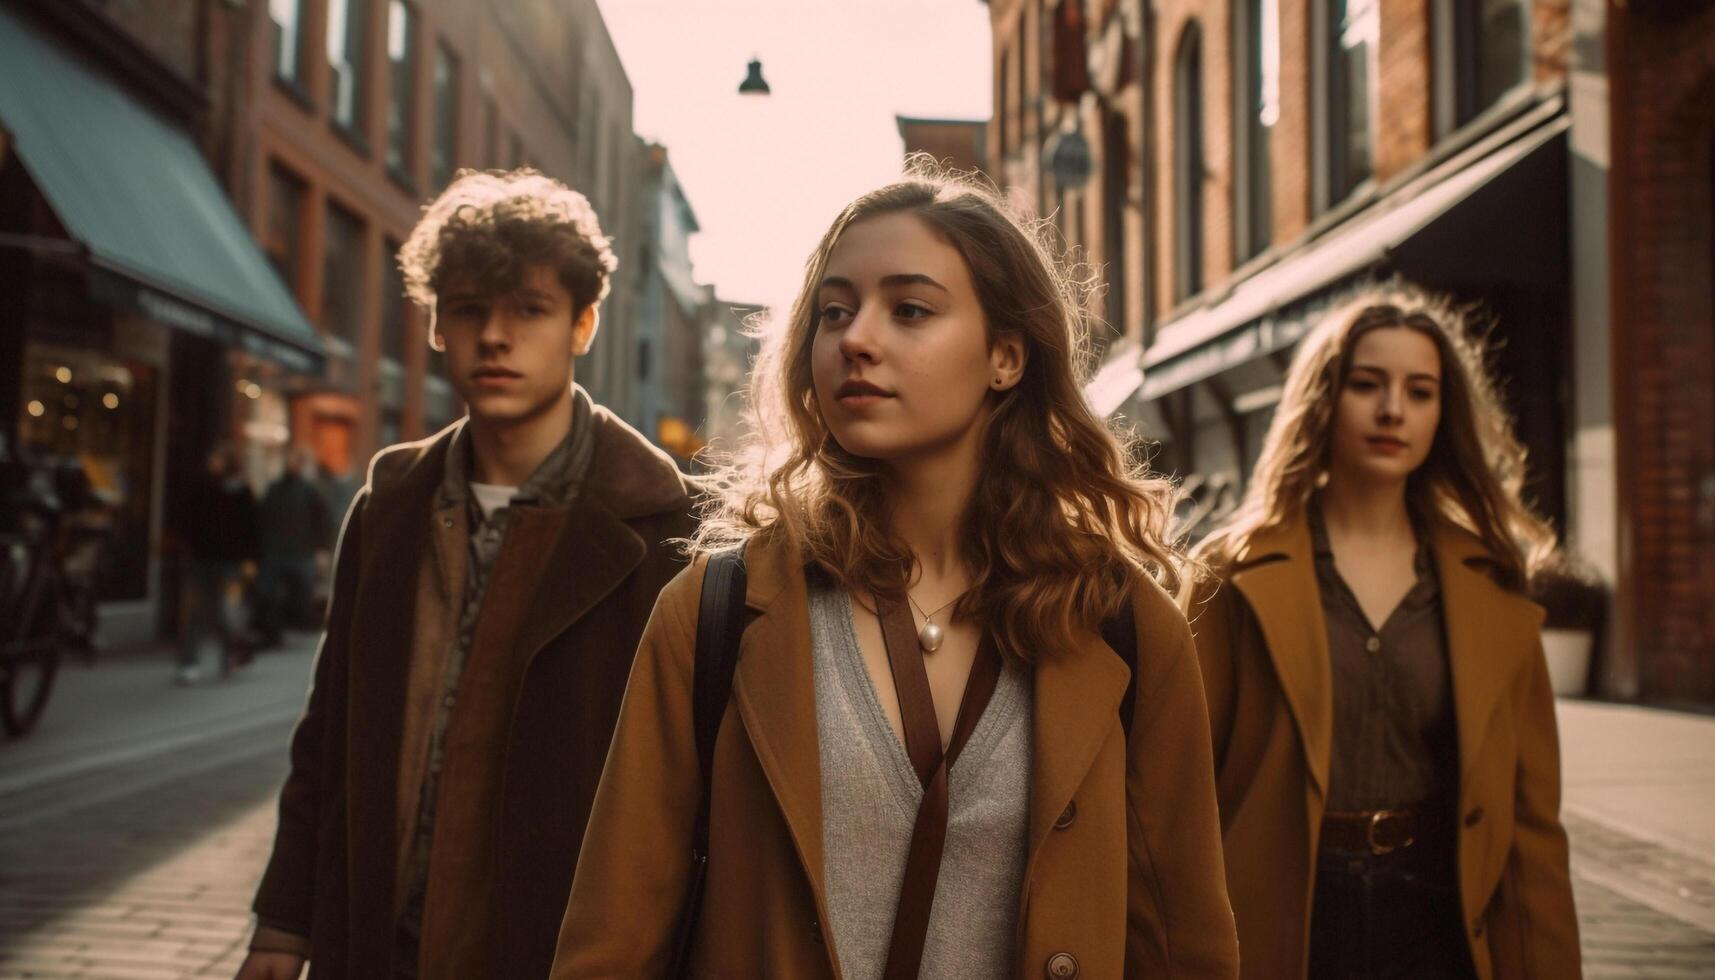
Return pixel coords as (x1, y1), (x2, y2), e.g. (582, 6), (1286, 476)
(1181, 515), (1581, 980)
(552, 532), (1241, 979)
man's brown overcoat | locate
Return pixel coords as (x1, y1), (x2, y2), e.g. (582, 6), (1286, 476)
(250, 408), (697, 978)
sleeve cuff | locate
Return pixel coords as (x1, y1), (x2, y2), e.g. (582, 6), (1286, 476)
(250, 921), (312, 958)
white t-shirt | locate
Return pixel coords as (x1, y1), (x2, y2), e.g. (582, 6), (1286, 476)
(469, 482), (519, 520)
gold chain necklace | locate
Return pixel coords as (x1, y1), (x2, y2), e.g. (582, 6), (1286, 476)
(905, 590), (964, 653)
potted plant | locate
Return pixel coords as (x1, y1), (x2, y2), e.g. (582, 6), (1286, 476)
(1529, 557), (1609, 698)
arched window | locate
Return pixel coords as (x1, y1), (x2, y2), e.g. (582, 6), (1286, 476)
(1232, 0), (1276, 262)
(1174, 23), (1205, 303)
(1314, 0), (1377, 210)
(1433, 0), (1530, 137)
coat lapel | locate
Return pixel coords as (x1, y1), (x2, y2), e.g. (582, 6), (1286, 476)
(1024, 626), (1132, 876)
(1230, 520), (1334, 800)
(345, 432), (451, 935)
(512, 492), (647, 665)
(1434, 528), (1543, 794)
(727, 536), (828, 908)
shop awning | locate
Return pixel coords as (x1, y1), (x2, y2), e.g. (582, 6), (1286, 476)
(1138, 98), (1570, 402)
(0, 5), (324, 373)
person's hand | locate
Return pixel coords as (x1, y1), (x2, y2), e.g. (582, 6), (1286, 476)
(234, 951), (305, 980)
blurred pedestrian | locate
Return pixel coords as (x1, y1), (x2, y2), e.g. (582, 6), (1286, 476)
(1181, 282), (1580, 979)
(175, 443), (260, 685)
(238, 168), (696, 980)
(251, 447), (331, 648)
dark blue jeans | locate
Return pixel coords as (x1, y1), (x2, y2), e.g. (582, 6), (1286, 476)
(1307, 836), (1477, 980)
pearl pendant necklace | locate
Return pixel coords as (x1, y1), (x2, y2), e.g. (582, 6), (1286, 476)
(918, 619), (945, 653)
(906, 591), (963, 654)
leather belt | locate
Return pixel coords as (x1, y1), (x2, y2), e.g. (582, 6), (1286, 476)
(1321, 808), (1419, 856)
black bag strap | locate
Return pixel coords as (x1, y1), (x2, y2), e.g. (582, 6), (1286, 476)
(1101, 604), (1139, 739)
(670, 546), (748, 976)
(692, 547), (748, 855)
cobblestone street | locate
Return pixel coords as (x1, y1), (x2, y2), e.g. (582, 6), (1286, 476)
(1, 644), (1712, 978)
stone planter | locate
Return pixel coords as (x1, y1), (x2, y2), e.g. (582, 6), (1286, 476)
(1542, 628), (1595, 697)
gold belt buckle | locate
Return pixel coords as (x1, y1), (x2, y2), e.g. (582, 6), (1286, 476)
(1366, 809), (1415, 855)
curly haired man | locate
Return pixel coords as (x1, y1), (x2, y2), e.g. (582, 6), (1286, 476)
(238, 170), (698, 979)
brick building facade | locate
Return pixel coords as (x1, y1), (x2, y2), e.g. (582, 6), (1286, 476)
(226, 0), (641, 486)
(985, 0), (1715, 704)
(1606, 0), (1715, 703)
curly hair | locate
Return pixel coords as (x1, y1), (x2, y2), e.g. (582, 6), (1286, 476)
(399, 168), (617, 316)
(692, 163), (1183, 661)
(1193, 280), (1557, 591)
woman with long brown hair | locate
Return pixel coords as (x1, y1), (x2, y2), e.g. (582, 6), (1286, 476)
(1182, 283), (1580, 979)
(550, 168), (1238, 977)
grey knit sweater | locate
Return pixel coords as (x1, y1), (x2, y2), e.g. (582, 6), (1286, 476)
(808, 580), (1033, 980)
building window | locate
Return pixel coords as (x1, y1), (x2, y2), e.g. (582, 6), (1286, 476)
(430, 41), (459, 191)
(322, 203), (367, 349)
(509, 131), (526, 169)
(1173, 23), (1205, 303)
(1102, 111), (1128, 335)
(1319, 0), (1378, 209)
(1434, 0), (1530, 137)
(327, 0), (371, 134)
(381, 236), (406, 365)
(484, 92), (500, 169)
(386, 0), (417, 175)
(637, 338), (652, 381)
(1232, 0), (1276, 263)
(269, 0), (308, 84)
(264, 163), (306, 295)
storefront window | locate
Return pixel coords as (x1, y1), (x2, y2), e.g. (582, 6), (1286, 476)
(18, 343), (158, 602)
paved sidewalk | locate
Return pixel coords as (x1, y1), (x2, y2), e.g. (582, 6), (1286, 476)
(0, 639), (316, 979)
(1559, 699), (1715, 977)
(1, 651), (1712, 977)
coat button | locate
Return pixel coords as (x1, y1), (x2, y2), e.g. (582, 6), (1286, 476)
(1365, 635), (1382, 653)
(1054, 801), (1077, 830)
(442, 516), (454, 528)
(1464, 806), (1485, 828)
(1045, 952), (1079, 978)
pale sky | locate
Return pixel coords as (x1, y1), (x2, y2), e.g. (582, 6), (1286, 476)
(596, 0), (993, 312)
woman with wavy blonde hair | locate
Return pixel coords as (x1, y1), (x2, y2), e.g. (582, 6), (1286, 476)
(1183, 282), (1580, 980)
(551, 168), (1238, 978)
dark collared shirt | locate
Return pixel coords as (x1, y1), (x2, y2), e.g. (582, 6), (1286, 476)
(1310, 502), (1459, 813)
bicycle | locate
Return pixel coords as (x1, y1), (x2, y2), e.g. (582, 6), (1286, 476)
(0, 444), (105, 737)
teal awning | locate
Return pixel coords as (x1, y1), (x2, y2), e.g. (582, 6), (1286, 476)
(0, 5), (323, 373)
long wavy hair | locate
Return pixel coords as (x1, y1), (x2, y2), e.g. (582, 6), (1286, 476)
(1194, 281), (1557, 590)
(693, 166), (1181, 659)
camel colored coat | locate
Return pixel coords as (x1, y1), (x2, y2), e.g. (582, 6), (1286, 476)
(1182, 518), (1581, 980)
(552, 534), (1240, 978)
